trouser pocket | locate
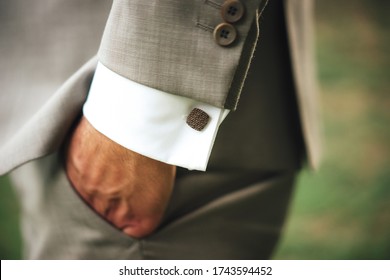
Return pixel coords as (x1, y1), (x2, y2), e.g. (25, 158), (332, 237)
(141, 170), (296, 259)
(11, 152), (141, 259)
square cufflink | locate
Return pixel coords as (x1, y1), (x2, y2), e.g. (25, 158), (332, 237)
(186, 108), (210, 131)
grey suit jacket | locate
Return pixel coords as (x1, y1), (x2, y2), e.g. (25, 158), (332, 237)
(0, 0), (321, 174)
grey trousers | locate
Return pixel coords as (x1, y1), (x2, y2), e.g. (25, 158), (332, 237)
(10, 152), (296, 260)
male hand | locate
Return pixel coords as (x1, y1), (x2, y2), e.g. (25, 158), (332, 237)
(65, 116), (176, 238)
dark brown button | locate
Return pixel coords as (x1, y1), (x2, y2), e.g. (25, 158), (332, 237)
(221, 0), (245, 23)
(213, 23), (237, 47)
(186, 108), (210, 131)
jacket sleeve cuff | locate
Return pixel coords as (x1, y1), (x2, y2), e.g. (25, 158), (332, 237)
(83, 62), (229, 171)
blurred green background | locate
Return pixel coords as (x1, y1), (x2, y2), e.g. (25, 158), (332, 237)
(274, 0), (390, 259)
(1, 0), (389, 259)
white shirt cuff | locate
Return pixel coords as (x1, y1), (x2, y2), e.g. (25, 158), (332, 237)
(83, 62), (229, 171)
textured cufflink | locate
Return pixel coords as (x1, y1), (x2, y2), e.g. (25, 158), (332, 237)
(186, 108), (210, 131)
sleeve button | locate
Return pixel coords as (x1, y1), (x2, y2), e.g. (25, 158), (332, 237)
(213, 22), (237, 47)
(221, 0), (245, 23)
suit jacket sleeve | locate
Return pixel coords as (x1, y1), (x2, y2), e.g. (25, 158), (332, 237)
(98, 0), (268, 110)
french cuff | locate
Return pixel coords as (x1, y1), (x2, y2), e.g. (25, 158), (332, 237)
(83, 62), (229, 171)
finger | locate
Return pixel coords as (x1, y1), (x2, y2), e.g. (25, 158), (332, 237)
(103, 197), (121, 220)
(104, 198), (157, 238)
(107, 198), (135, 228)
(92, 196), (110, 217)
(121, 217), (160, 238)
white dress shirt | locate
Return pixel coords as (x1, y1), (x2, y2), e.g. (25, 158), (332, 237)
(83, 62), (229, 171)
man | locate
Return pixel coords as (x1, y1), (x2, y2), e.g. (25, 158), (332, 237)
(0, 0), (320, 259)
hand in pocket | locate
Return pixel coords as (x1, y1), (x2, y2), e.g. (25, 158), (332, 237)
(65, 116), (176, 238)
